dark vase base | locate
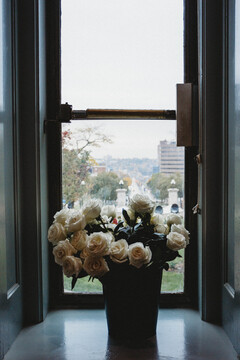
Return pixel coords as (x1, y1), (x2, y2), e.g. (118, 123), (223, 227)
(102, 264), (162, 342)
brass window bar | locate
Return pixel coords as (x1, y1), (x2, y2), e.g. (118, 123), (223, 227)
(72, 109), (176, 120)
(57, 104), (176, 122)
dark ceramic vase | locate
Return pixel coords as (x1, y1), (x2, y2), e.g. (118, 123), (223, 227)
(102, 262), (162, 342)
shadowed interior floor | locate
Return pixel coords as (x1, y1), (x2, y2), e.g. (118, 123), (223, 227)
(4, 309), (238, 360)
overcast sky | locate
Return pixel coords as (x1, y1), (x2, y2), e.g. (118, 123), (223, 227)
(61, 0), (183, 158)
(64, 119), (176, 158)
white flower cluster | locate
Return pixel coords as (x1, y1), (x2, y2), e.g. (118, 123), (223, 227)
(48, 195), (190, 282)
(48, 199), (153, 279)
(165, 214), (190, 251)
(123, 194), (190, 252)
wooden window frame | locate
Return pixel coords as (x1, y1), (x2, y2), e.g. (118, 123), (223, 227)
(46, 0), (198, 309)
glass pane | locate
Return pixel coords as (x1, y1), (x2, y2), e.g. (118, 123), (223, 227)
(62, 119), (185, 293)
(61, 0), (183, 109)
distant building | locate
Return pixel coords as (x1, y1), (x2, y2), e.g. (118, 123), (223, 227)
(158, 140), (184, 174)
(91, 165), (107, 176)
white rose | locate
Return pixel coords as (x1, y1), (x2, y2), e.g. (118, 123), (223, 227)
(52, 239), (77, 265)
(68, 210), (83, 224)
(166, 214), (182, 226)
(83, 256), (109, 278)
(166, 232), (187, 251)
(128, 242), (152, 269)
(101, 215), (110, 224)
(150, 214), (164, 226)
(171, 224), (190, 245)
(62, 256), (83, 277)
(48, 223), (67, 245)
(70, 230), (87, 251)
(82, 199), (101, 222)
(129, 194), (155, 215)
(110, 239), (128, 263)
(80, 246), (90, 259)
(53, 208), (73, 225)
(65, 214), (86, 233)
(154, 224), (169, 235)
(87, 232), (111, 257)
(101, 205), (116, 219)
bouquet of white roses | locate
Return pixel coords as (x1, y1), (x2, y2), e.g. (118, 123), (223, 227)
(48, 194), (190, 289)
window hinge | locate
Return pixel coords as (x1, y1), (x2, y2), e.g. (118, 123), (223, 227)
(195, 154), (202, 164)
(192, 203), (201, 215)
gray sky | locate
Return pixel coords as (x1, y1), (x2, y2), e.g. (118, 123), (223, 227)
(65, 119), (177, 158)
(61, 0), (183, 158)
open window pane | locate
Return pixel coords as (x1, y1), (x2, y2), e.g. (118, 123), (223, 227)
(61, 0), (183, 109)
(62, 119), (185, 294)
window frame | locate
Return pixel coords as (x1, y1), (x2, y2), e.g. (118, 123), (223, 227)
(46, 0), (198, 309)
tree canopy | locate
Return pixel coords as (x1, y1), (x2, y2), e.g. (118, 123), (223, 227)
(147, 172), (183, 201)
(62, 126), (112, 205)
(89, 172), (128, 201)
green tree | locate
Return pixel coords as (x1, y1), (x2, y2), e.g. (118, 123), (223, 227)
(90, 172), (128, 201)
(62, 149), (91, 204)
(62, 127), (112, 205)
(147, 172), (183, 201)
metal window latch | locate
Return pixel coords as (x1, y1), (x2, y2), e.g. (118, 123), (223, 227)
(192, 203), (201, 215)
(44, 103), (74, 133)
(57, 103), (73, 122)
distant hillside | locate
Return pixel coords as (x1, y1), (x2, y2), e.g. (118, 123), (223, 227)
(95, 157), (158, 184)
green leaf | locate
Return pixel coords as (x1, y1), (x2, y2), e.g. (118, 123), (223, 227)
(71, 275), (78, 290)
(122, 209), (131, 226)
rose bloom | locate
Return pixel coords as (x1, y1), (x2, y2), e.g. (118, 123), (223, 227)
(70, 230), (87, 251)
(83, 256), (109, 278)
(171, 224), (190, 245)
(65, 214), (86, 233)
(110, 239), (128, 264)
(68, 210), (84, 224)
(101, 205), (116, 219)
(166, 214), (182, 227)
(129, 194), (155, 215)
(53, 208), (73, 225)
(80, 246), (90, 259)
(82, 199), (101, 223)
(101, 215), (110, 224)
(52, 239), (77, 265)
(154, 224), (169, 235)
(87, 232), (111, 257)
(48, 222), (67, 245)
(166, 232), (187, 251)
(150, 213), (164, 226)
(62, 256), (83, 277)
(128, 242), (152, 269)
